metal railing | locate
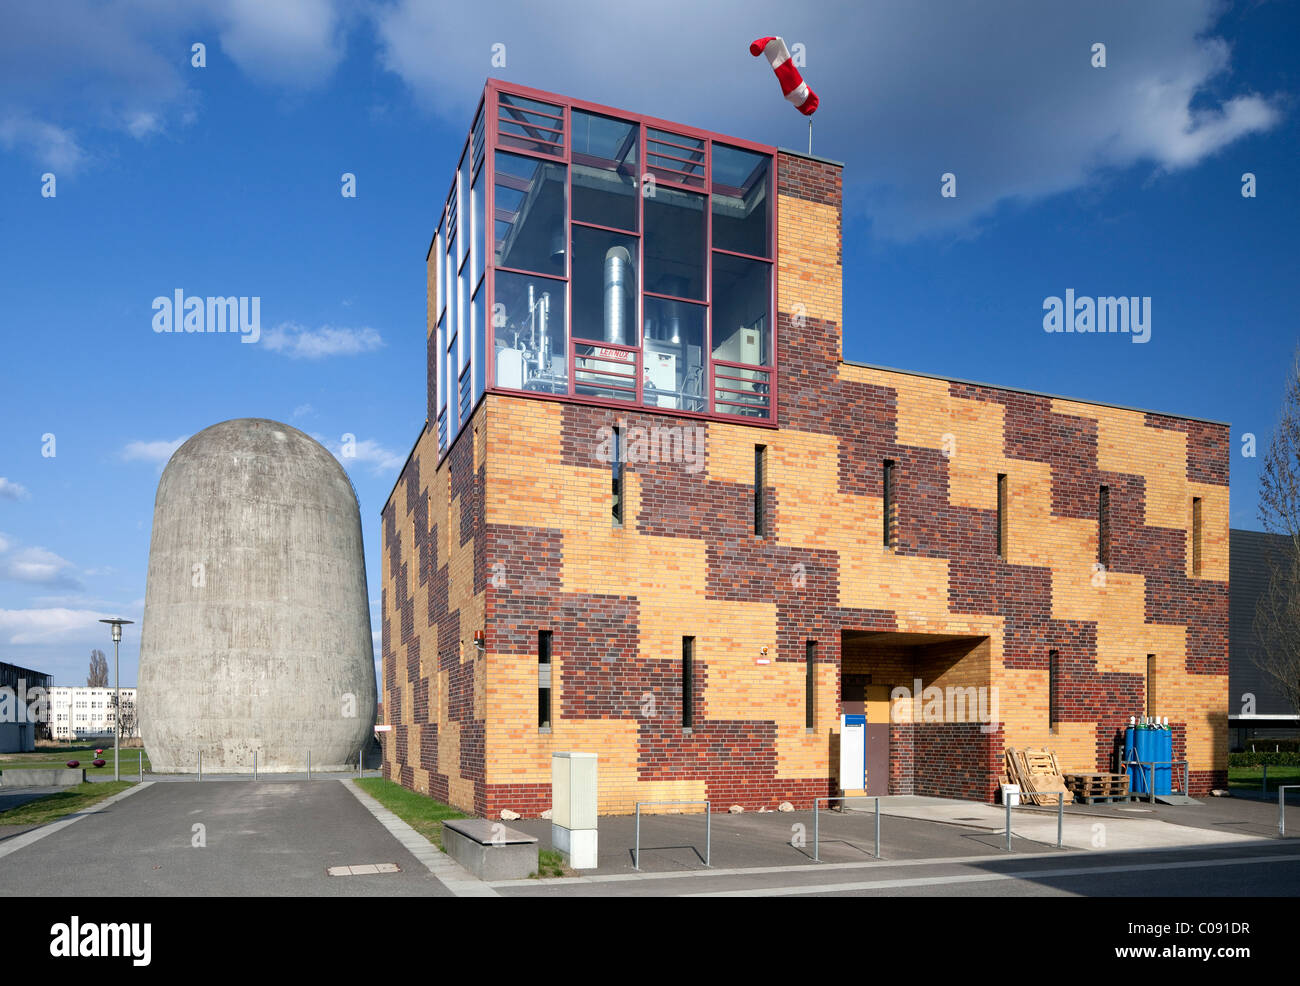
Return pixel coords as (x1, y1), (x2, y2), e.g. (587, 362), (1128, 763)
(633, 800), (711, 870)
(1280, 785), (1300, 838)
(1124, 759), (1190, 803)
(190, 749), (367, 781)
(812, 796), (880, 862)
(1004, 791), (1065, 851)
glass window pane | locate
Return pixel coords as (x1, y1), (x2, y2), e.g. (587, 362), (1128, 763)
(497, 92), (565, 157)
(472, 169), (485, 287)
(445, 244), (457, 357)
(711, 253), (770, 365)
(493, 270), (567, 393)
(571, 226), (638, 345)
(458, 150), (470, 268)
(434, 229), (445, 317)
(472, 284), (485, 402)
(645, 186), (705, 300)
(643, 297), (706, 412)
(647, 128), (705, 190)
(436, 317), (447, 411)
(571, 110), (638, 231)
(458, 264), (470, 372)
(494, 151), (566, 276)
(711, 145), (771, 257)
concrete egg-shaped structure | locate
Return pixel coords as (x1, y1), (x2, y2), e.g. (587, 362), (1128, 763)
(139, 418), (376, 772)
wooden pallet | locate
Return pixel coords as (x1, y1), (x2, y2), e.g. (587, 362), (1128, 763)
(1064, 772), (1130, 797)
(1071, 791), (1137, 805)
(1005, 747), (1074, 806)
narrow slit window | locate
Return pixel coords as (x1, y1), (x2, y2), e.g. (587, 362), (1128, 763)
(1097, 485), (1110, 569)
(883, 460), (896, 548)
(611, 425), (624, 525)
(538, 630), (553, 730)
(1048, 649), (1060, 729)
(682, 636), (694, 729)
(1146, 654), (1157, 717)
(754, 444), (767, 536)
(996, 473), (1008, 559)
(1191, 497), (1203, 576)
(805, 639), (816, 730)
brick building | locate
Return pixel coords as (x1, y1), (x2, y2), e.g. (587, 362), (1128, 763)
(380, 79), (1230, 817)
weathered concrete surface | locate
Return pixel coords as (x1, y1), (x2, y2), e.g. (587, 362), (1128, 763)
(139, 418), (376, 773)
(0, 768), (85, 787)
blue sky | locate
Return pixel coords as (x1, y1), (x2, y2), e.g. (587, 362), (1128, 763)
(1, 0), (1295, 687)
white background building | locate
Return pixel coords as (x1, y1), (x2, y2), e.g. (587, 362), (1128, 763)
(49, 686), (139, 741)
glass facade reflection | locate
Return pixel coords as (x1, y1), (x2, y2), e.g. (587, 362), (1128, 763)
(434, 83), (777, 457)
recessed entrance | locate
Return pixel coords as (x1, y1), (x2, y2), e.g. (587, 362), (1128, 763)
(840, 630), (995, 800)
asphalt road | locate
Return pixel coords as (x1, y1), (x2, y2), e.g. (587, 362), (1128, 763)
(0, 780), (452, 897)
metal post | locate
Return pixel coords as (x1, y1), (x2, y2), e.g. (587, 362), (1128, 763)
(1149, 763), (1156, 804)
(358, 749), (362, 777)
(113, 635), (120, 782)
(634, 803), (641, 870)
(253, 751), (257, 781)
(705, 802), (711, 867)
(197, 749), (202, 782)
(138, 751), (143, 783)
(1280, 786), (1300, 838)
(808, 117), (812, 156)
(874, 797), (881, 858)
(307, 750), (311, 781)
(1262, 763), (1268, 795)
(813, 798), (820, 862)
(1057, 793), (1064, 849)
(1005, 795), (1012, 851)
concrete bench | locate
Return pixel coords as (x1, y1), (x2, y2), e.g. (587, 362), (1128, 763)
(0, 768), (86, 788)
(442, 818), (539, 881)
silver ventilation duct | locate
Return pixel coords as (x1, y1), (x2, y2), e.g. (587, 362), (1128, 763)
(603, 245), (633, 345)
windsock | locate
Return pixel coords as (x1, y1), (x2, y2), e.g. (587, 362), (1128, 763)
(749, 36), (819, 116)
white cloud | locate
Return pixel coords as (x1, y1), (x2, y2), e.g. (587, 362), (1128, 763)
(121, 436), (189, 465)
(0, 477), (29, 501)
(212, 0), (348, 89)
(318, 434), (405, 475)
(292, 402), (315, 420)
(0, 607), (110, 645)
(1, 546), (82, 589)
(372, 0), (1281, 241)
(262, 323), (385, 359)
(0, 116), (85, 172)
(0, 533), (11, 553)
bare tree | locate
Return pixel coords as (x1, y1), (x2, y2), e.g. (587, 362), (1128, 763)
(87, 649), (109, 688)
(110, 693), (136, 739)
(1255, 349), (1300, 717)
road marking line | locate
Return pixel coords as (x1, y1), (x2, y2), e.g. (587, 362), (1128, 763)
(0, 781), (154, 862)
(684, 852), (1300, 896)
(342, 779), (499, 897)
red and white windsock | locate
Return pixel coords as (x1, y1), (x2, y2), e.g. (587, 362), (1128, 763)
(749, 36), (819, 116)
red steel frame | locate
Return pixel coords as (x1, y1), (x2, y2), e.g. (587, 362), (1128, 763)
(431, 78), (782, 463)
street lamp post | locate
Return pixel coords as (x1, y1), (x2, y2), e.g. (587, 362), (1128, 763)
(99, 618), (134, 782)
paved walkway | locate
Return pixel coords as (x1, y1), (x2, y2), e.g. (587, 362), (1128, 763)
(0, 779), (456, 896)
(844, 795), (1270, 851)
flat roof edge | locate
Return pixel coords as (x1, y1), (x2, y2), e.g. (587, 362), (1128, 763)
(778, 146), (844, 168)
(841, 359), (1230, 427)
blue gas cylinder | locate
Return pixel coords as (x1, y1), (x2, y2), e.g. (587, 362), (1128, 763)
(1126, 726), (1145, 793)
(1156, 726), (1172, 795)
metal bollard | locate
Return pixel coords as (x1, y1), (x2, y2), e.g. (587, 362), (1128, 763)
(198, 749), (202, 782)
(813, 799), (821, 862)
(705, 803), (712, 867)
(634, 804), (641, 870)
(139, 752), (143, 783)
(1058, 794), (1064, 848)
(307, 750), (311, 781)
(875, 797), (881, 858)
(1005, 795), (1012, 851)
(253, 751), (258, 782)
